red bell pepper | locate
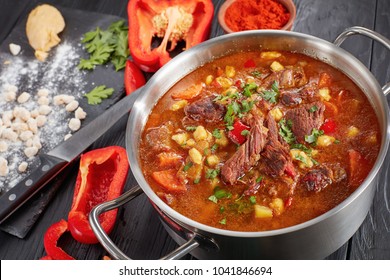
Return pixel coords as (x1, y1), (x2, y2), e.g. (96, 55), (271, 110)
(244, 58), (256, 68)
(320, 118), (336, 134)
(43, 219), (74, 260)
(128, 0), (214, 72)
(124, 60), (146, 95)
(68, 146), (129, 244)
(228, 120), (251, 145)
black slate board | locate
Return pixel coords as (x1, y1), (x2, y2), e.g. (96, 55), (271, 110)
(0, 6), (127, 237)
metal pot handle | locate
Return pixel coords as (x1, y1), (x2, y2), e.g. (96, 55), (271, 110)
(334, 26), (390, 96)
(89, 186), (200, 260)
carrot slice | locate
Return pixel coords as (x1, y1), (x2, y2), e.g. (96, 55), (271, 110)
(318, 72), (331, 88)
(323, 101), (338, 116)
(171, 83), (203, 100)
(348, 149), (370, 187)
(152, 169), (187, 193)
(157, 152), (182, 168)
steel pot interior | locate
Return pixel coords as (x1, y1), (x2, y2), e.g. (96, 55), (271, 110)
(125, 30), (390, 242)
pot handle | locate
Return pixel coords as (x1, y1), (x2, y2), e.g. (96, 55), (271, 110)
(89, 186), (200, 260)
(334, 26), (390, 96)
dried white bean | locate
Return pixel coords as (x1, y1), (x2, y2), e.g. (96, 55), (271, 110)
(37, 88), (49, 97)
(30, 109), (39, 118)
(2, 128), (18, 141)
(65, 100), (79, 112)
(24, 146), (38, 158)
(3, 84), (17, 92)
(11, 122), (28, 132)
(13, 107), (30, 121)
(35, 115), (47, 127)
(3, 90), (16, 102)
(18, 161), (28, 173)
(68, 118), (81, 131)
(19, 130), (34, 142)
(0, 157), (9, 176)
(9, 43), (21, 56)
(38, 105), (52, 115)
(32, 135), (42, 149)
(0, 141), (8, 152)
(37, 96), (50, 106)
(17, 92), (31, 103)
(75, 107), (87, 120)
(27, 118), (38, 134)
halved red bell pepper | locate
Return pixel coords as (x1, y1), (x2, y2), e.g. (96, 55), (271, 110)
(124, 60), (146, 95)
(128, 0), (214, 72)
(43, 219), (74, 260)
(68, 146), (129, 244)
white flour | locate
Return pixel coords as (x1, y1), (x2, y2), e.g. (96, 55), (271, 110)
(0, 42), (87, 191)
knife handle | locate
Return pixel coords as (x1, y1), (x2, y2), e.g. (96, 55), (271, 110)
(0, 154), (68, 224)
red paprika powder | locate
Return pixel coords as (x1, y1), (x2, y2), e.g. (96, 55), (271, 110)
(225, 0), (290, 31)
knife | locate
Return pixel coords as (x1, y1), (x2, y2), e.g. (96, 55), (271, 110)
(0, 87), (142, 224)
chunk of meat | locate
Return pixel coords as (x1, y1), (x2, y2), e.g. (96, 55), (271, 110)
(145, 122), (174, 153)
(280, 89), (302, 106)
(221, 115), (268, 185)
(261, 66), (308, 89)
(301, 164), (346, 192)
(184, 95), (226, 123)
(261, 113), (295, 177)
(284, 102), (325, 143)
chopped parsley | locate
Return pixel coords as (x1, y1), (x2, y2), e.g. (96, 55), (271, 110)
(84, 85), (114, 105)
(249, 196), (257, 204)
(279, 119), (296, 144)
(206, 168), (220, 179)
(219, 218), (227, 225)
(294, 154), (308, 164)
(334, 139), (340, 144)
(211, 144), (219, 152)
(214, 188), (232, 199)
(243, 83), (258, 97)
(241, 129), (250, 136)
(309, 105), (318, 113)
(251, 70), (262, 77)
(208, 195), (218, 204)
(212, 129), (222, 139)
(186, 126), (197, 131)
(290, 143), (312, 155)
(241, 99), (254, 113)
(261, 81), (279, 103)
(256, 176), (264, 183)
(79, 20), (129, 71)
(183, 162), (193, 172)
(219, 206), (225, 213)
(305, 128), (324, 144)
(194, 178), (200, 184)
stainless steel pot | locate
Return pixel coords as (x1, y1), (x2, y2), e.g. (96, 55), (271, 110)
(90, 27), (390, 259)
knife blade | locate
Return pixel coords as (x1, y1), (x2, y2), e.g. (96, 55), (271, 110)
(0, 87), (142, 224)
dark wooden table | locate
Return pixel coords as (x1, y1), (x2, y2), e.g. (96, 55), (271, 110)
(0, 0), (389, 260)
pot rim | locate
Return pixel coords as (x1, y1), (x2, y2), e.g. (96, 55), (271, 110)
(126, 29), (390, 238)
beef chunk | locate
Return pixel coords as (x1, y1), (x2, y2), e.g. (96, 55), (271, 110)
(284, 102), (325, 143)
(261, 114), (295, 177)
(184, 95), (226, 123)
(302, 168), (332, 192)
(221, 116), (268, 185)
(145, 123), (173, 153)
(301, 164), (347, 192)
(261, 66), (308, 89)
(280, 89), (302, 106)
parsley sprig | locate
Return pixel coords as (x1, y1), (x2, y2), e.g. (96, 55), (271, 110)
(79, 20), (129, 71)
(84, 85), (114, 105)
(261, 81), (279, 103)
(279, 118), (295, 144)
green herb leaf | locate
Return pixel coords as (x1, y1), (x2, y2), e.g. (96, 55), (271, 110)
(334, 139), (340, 144)
(261, 80), (279, 103)
(271, 80), (279, 93)
(243, 83), (258, 97)
(309, 105), (318, 113)
(219, 206), (225, 213)
(241, 129), (250, 136)
(212, 129), (222, 139)
(183, 162), (193, 172)
(241, 99), (254, 113)
(251, 70), (262, 77)
(305, 128), (324, 144)
(290, 143), (312, 155)
(186, 126), (197, 131)
(294, 154), (308, 164)
(219, 218), (227, 225)
(206, 169), (220, 179)
(256, 176), (263, 183)
(214, 188), (232, 199)
(194, 178), (200, 184)
(249, 196), (257, 204)
(211, 144), (219, 152)
(208, 195), (218, 203)
(279, 119), (296, 144)
(84, 85), (114, 105)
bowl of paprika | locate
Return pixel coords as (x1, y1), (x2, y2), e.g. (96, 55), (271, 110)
(218, 0), (296, 33)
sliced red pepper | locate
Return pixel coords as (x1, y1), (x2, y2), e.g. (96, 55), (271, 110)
(43, 219), (74, 260)
(228, 120), (251, 145)
(320, 118), (336, 134)
(348, 149), (370, 187)
(68, 146), (129, 244)
(124, 60), (146, 95)
(128, 0), (214, 72)
(244, 58), (256, 68)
